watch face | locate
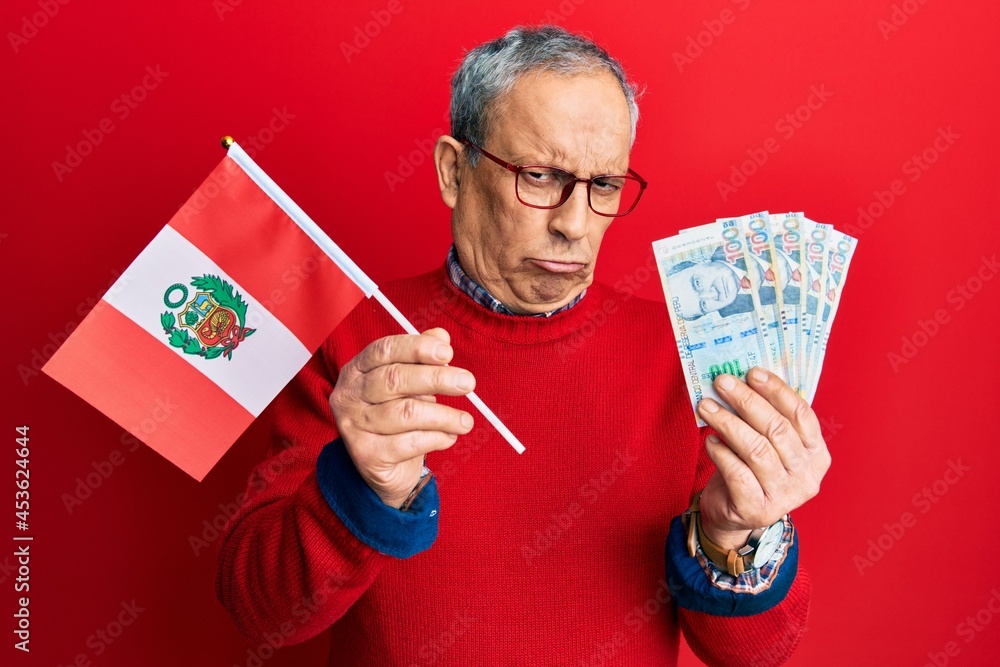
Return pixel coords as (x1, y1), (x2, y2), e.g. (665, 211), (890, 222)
(751, 520), (785, 567)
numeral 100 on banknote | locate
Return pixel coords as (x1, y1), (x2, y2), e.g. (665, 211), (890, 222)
(709, 359), (746, 381)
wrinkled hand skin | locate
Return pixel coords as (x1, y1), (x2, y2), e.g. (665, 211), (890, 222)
(696, 367), (832, 551)
(328, 328), (476, 508)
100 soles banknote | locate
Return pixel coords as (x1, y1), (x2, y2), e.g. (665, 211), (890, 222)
(654, 211), (856, 424)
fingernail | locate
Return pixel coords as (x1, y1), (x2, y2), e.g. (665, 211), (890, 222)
(433, 343), (450, 362)
(461, 413), (473, 429)
(454, 372), (474, 392)
(700, 398), (719, 413)
(750, 367), (768, 383)
(707, 434), (722, 445)
(717, 375), (736, 391)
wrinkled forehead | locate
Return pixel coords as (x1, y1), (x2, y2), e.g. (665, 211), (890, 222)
(484, 70), (632, 172)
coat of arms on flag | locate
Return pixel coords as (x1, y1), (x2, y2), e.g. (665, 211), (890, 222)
(161, 275), (256, 360)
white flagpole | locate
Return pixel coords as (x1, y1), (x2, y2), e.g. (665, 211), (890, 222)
(370, 290), (525, 454)
(223, 137), (525, 455)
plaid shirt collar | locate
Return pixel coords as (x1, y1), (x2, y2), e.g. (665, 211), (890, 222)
(446, 245), (585, 317)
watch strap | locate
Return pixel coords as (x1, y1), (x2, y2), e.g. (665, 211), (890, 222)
(684, 496), (699, 557)
(685, 492), (774, 577)
(697, 512), (754, 576)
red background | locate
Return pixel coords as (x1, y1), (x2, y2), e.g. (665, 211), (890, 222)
(4, 0), (1000, 665)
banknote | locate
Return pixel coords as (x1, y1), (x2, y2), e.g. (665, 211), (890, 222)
(768, 212), (805, 392)
(735, 211), (790, 380)
(654, 211), (855, 423)
(678, 211), (796, 384)
(653, 219), (767, 426)
(804, 228), (857, 403)
(800, 217), (831, 399)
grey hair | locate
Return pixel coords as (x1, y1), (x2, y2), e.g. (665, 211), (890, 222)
(450, 25), (641, 167)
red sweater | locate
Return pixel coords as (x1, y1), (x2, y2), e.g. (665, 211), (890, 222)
(216, 265), (810, 666)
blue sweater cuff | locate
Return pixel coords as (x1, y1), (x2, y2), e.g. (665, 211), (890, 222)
(315, 438), (439, 559)
(664, 514), (798, 616)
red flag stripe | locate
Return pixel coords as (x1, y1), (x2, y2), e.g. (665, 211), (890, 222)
(167, 157), (364, 351)
(43, 300), (254, 481)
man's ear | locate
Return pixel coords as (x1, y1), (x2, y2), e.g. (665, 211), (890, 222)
(434, 136), (464, 209)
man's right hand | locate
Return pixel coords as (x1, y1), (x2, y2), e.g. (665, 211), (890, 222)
(328, 327), (475, 508)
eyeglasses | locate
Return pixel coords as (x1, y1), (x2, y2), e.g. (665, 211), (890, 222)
(460, 139), (648, 217)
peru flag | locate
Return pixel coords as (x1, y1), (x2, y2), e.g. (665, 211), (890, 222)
(43, 141), (375, 481)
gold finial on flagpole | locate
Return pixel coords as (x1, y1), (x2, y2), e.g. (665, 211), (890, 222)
(220, 135), (234, 149)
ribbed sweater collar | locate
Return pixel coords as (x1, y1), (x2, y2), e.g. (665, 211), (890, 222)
(424, 263), (611, 346)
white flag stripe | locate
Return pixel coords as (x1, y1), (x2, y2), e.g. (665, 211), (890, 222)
(226, 142), (378, 297)
(103, 225), (311, 416)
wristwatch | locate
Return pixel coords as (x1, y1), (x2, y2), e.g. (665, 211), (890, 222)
(398, 463), (432, 512)
(683, 493), (786, 577)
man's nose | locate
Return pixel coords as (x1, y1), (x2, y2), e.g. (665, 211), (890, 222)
(548, 182), (592, 241)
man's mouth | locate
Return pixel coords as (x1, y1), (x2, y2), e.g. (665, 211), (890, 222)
(531, 259), (586, 274)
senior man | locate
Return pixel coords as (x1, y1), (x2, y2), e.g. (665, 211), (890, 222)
(217, 25), (828, 666)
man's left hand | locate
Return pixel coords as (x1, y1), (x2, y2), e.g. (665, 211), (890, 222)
(696, 366), (832, 552)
